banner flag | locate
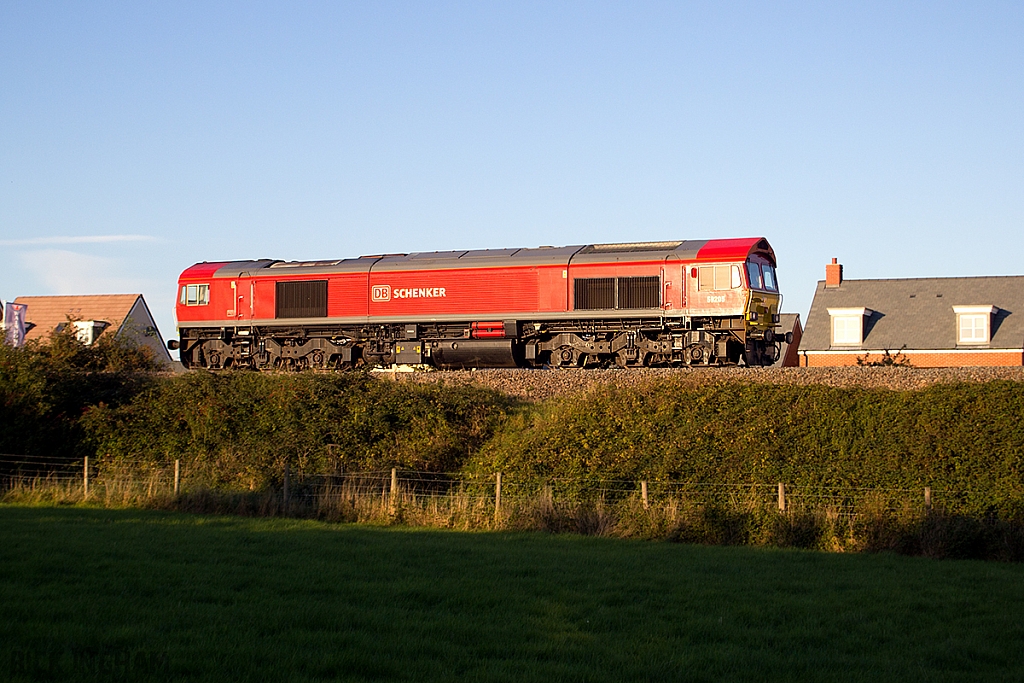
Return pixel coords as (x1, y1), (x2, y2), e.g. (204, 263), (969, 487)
(4, 302), (27, 347)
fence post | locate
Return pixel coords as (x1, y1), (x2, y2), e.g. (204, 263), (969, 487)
(494, 472), (502, 522)
(390, 468), (398, 510)
(924, 486), (932, 511)
(641, 481), (649, 509)
(777, 482), (786, 512)
(283, 463), (290, 513)
(83, 457), (89, 498)
(173, 459), (180, 496)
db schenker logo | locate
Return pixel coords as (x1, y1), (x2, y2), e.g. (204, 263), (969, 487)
(372, 285), (448, 302)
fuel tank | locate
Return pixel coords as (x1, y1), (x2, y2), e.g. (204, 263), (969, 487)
(429, 339), (522, 369)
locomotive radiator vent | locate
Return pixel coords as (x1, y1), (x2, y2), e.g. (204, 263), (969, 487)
(574, 276), (660, 310)
(276, 280), (328, 318)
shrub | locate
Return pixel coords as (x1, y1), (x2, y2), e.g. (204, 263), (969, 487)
(83, 371), (519, 489)
(0, 326), (157, 460)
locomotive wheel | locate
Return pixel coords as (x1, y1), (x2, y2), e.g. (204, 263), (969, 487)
(550, 346), (586, 368)
(686, 344), (708, 364)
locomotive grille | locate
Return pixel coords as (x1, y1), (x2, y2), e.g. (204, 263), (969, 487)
(575, 276), (660, 310)
(276, 280), (328, 318)
(574, 278), (616, 310)
(618, 276), (661, 309)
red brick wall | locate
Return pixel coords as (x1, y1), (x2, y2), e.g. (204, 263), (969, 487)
(801, 351), (1024, 367)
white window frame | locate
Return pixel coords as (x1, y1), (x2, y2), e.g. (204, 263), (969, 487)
(953, 305), (995, 345)
(827, 307), (869, 346)
(181, 283), (210, 306)
(698, 265), (741, 291)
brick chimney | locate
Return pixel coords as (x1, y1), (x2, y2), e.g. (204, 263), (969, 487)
(825, 258), (843, 288)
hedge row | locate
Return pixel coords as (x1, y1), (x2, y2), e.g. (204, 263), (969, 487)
(3, 338), (1023, 518)
(83, 372), (516, 489)
(468, 380), (1024, 517)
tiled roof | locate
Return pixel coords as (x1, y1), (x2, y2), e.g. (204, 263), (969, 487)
(13, 294), (143, 342)
(802, 276), (1024, 351)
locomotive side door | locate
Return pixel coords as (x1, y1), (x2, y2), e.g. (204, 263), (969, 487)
(232, 272), (255, 322)
(663, 254), (682, 311)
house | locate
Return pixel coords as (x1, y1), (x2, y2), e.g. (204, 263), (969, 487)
(12, 294), (175, 367)
(777, 313), (803, 367)
(798, 259), (1024, 367)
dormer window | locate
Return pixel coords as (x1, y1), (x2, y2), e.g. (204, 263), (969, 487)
(953, 305), (995, 344)
(828, 307), (869, 346)
(72, 320), (110, 346)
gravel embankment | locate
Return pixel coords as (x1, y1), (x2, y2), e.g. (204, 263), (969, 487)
(375, 366), (1024, 401)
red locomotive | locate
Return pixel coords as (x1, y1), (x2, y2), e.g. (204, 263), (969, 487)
(169, 237), (788, 369)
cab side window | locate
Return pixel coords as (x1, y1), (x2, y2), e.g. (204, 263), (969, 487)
(699, 265), (742, 291)
(181, 284), (210, 306)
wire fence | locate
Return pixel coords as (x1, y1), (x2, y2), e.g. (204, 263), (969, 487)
(0, 452), (941, 517)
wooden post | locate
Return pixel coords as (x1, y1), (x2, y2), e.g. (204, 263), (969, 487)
(641, 481), (649, 509)
(283, 462), (290, 513)
(83, 457), (89, 498)
(173, 459), (180, 496)
(494, 472), (502, 521)
(390, 467), (398, 510)
(777, 482), (786, 512)
(924, 486), (932, 511)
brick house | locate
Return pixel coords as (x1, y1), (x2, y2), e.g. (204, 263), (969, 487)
(12, 294), (175, 367)
(798, 260), (1024, 367)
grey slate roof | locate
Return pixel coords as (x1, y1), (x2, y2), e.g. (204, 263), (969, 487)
(802, 276), (1024, 351)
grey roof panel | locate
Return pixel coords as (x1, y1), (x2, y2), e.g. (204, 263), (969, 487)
(372, 245), (585, 271)
(570, 239), (709, 264)
(802, 276), (1024, 351)
(260, 258), (379, 275)
(509, 245), (584, 265)
(213, 260), (278, 278)
(461, 248), (522, 258)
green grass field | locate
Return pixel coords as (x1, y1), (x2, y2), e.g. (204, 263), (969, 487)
(1, 506), (1022, 682)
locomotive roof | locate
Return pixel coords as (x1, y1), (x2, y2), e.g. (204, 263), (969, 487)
(179, 237), (775, 278)
(572, 240), (709, 264)
(371, 245), (584, 271)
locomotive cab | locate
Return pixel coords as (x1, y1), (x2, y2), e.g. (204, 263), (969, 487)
(742, 255), (785, 366)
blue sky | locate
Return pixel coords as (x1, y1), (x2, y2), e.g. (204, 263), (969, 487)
(2, 2), (1022, 347)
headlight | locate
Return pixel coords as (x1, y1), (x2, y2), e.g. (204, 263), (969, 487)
(748, 311), (759, 321)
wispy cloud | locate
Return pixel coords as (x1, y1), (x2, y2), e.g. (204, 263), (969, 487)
(0, 234), (159, 246)
(19, 250), (156, 295)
